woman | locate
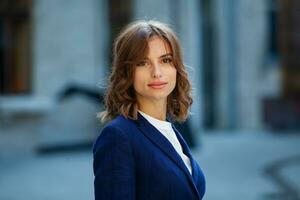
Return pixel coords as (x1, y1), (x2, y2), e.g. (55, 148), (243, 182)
(93, 20), (206, 200)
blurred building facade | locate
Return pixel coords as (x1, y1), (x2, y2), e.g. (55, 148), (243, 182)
(0, 0), (299, 148)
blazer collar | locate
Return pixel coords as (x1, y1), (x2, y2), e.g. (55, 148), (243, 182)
(136, 112), (200, 199)
(171, 124), (200, 185)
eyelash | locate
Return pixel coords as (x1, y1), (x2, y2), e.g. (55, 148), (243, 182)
(136, 61), (148, 67)
(162, 58), (173, 63)
(136, 57), (173, 67)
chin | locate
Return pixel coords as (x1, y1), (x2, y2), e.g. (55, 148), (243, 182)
(151, 94), (169, 100)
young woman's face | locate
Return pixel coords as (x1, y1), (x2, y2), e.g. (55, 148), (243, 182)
(133, 36), (177, 105)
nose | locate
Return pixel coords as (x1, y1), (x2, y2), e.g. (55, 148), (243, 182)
(152, 63), (162, 78)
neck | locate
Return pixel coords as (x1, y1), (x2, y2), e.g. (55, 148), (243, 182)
(137, 99), (167, 121)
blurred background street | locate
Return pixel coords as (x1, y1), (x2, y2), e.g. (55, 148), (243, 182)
(0, 130), (300, 200)
(1, 0), (300, 199)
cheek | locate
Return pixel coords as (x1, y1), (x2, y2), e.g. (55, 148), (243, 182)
(133, 76), (139, 92)
(169, 69), (177, 88)
(133, 69), (146, 91)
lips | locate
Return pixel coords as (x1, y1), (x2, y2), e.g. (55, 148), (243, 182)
(147, 82), (168, 89)
(147, 82), (167, 86)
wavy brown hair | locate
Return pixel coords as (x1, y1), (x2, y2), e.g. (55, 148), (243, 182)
(98, 20), (193, 123)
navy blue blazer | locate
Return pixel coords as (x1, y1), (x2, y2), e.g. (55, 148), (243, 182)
(93, 113), (206, 200)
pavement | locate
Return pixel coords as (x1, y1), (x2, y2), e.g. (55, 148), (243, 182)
(194, 131), (300, 200)
(0, 130), (300, 200)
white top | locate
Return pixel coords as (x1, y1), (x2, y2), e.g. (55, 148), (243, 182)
(138, 110), (192, 174)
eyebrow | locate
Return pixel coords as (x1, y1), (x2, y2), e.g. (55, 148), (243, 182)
(144, 53), (173, 60)
(159, 53), (172, 58)
(142, 53), (173, 61)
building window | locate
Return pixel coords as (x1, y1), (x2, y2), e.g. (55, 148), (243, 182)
(108, 0), (132, 63)
(278, 0), (300, 97)
(263, 0), (300, 131)
(268, 0), (279, 61)
(0, 0), (32, 95)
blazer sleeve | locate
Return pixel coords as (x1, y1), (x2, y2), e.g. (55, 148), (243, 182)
(93, 125), (136, 200)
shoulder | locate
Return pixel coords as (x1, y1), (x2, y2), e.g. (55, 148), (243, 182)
(103, 114), (138, 134)
(92, 115), (137, 153)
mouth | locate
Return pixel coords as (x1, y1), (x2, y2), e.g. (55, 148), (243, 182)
(147, 82), (168, 89)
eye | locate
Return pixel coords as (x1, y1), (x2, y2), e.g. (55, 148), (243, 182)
(162, 57), (173, 64)
(136, 60), (148, 67)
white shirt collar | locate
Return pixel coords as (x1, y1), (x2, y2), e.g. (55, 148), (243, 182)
(138, 110), (172, 130)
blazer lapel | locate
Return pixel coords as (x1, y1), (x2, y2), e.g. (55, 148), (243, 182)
(171, 124), (200, 184)
(136, 113), (200, 199)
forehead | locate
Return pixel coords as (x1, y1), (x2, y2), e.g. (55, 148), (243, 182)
(146, 36), (172, 56)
